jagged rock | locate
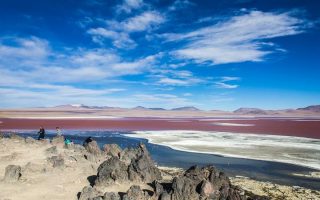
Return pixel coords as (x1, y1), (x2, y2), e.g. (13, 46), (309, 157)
(103, 192), (121, 200)
(79, 186), (101, 200)
(199, 180), (217, 198)
(171, 176), (199, 200)
(3, 165), (21, 183)
(51, 135), (65, 146)
(103, 144), (121, 158)
(127, 143), (162, 183)
(165, 165), (246, 200)
(25, 136), (36, 143)
(95, 157), (128, 186)
(83, 138), (102, 156)
(46, 146), (58, 154)
(159, 191), (171, 200)
(48, 155), (64, 168)
(120, 148), (140, 165)
(152, 180), (164, 196)
(0, 132), (4, 139)
(122, 185), (150, 200)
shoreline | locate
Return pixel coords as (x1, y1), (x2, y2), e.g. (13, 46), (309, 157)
(1, 117), (320, 139)
(125, 130), (320, 171)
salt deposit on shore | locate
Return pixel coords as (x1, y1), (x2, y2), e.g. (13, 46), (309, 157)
(127, 130), (320, 170)
(212, 122), (255, 126)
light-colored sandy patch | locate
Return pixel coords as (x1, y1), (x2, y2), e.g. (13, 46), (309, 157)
(230, 176), (320, 200)
(0, 138), (98, 200)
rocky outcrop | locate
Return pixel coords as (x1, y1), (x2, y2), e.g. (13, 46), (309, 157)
(94, 143), (162, 187)
(78, 186), (101, 200)
(3, 165), (21, 183)
(103, 144), (121, 158)
(122, 185), (151, 200)
(95, 157), (128, 186)
(103, 192), (121, 200)
(83, 138), (102, 156)
(51, 135), (65, 146)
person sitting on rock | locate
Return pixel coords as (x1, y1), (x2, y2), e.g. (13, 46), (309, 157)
(56, 127), (62, 136)
(37, 126), (45, 140)
(83, 136), (93, 146)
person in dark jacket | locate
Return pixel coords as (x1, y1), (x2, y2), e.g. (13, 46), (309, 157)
(38, 126), (45, 140)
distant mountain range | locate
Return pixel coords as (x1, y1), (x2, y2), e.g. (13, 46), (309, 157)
(50, 104), (320, 114)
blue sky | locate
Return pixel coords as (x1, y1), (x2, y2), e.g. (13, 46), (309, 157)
(0, 0), (319, 110)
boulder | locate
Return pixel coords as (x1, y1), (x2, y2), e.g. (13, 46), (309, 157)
(95, 157), (128, 186)
(122, 185), (150, 200)
(171, 176), (199, 200)
(79, 186), (101, 200)
(3, 165), (21, 183)
(51, 135), (65, 146)
(48, 155), (65, 168)
(83, 138), (102, 156)
(165, 165), (246, 200)
(103, 144), (121, 158)
(103, 192), (121, 200)
(127, 144), (162, 183)
(152, 180), (164, 196)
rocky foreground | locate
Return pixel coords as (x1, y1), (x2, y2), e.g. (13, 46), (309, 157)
(0, 133), (318, 200)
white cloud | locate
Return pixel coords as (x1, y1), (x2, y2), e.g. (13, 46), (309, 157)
(120, 11), (165, 32)
(116, 0), (144, 13)
(87, 28), (136, 48)
(164, 10), (309, 64)
(169, 0), (194, 11)
(215, 82), (239, 89)
(87, 11), (165, 48)
(215, 76), (240, 89)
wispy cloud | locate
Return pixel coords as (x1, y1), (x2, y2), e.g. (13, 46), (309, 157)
(215, 76), (240, 89)
(116, 0), (144, 14)
(168, 0), (194, 11)
(164, 10), (310, 64)
(87, 11), (165, 48)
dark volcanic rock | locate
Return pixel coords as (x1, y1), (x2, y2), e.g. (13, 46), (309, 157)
(171, 176), (199, 200)
(166, 165), (246, 200)
(103, 144), (121, 158)
(127, 143), (162, 183)
(3, 165), (21, 183)
(103, 192), (121, 200)
(79, 186), (101, 200)
(122, 185), (151, 200)
(95, 157), (128, 186)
